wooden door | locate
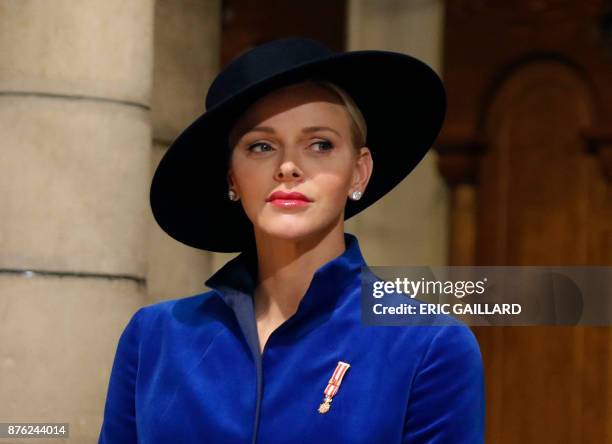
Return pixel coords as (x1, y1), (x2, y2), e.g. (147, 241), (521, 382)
(437, 2), (612, 443)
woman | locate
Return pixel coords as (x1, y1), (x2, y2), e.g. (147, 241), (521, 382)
(99, 37), (485, 443)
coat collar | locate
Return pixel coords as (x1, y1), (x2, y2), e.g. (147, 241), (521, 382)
(204, 232), (367, 329)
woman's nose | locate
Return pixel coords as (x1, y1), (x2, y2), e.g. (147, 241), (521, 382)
(275, 160), (303, 181)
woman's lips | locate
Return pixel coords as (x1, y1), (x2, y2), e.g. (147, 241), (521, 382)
(268, 198), (311, 208)
(266, 191), (312, 208)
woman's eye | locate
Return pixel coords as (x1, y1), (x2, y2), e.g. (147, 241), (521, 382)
(247, 142), (273, 153)
(312, 140), (334, 152)
(246, 140), (333, 153)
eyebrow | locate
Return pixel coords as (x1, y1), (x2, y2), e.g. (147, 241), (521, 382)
(241, 125), (341, 138)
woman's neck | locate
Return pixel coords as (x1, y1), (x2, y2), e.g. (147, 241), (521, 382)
(252, 225), (346, 325)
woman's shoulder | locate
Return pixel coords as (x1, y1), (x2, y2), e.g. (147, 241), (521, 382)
(124, 290), (221, 334)
(418, 320), (482, 370)
(413, 308), (483, 368)
(141, 290), (217, 314)
(377, 313), (482, 366)
(355, 280), (481, 361)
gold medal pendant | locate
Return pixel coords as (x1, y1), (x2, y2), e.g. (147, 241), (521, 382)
(316, 361), (351, 414)
(318, 396), (332, 414)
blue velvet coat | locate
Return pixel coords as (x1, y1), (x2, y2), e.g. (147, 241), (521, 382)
(99, 232), (485, 443)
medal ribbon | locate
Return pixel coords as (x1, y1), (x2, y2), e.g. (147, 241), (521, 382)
(323, 361), (351, 398)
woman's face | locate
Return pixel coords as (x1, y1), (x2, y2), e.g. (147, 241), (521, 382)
(227, 81), (372, 243)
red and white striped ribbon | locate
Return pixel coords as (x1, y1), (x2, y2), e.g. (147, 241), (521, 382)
(323, 361), (351, 398)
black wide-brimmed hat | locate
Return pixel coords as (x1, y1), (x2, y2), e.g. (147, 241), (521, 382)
(150, 37), (446, 253)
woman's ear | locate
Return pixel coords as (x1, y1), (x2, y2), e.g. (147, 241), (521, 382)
(352, 146), (373, 191)
(227, 169), (236, 190)
(226, 169), (240, 201)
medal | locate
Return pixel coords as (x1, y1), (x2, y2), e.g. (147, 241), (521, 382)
(317, 361), (351, 414)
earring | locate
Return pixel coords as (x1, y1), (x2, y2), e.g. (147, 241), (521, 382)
(228, 189), (239, 201)
(350, 190), (362, 200)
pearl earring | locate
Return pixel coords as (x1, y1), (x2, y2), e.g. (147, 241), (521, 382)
(228, 189), (239, 201)
(350, 190), (362, 200)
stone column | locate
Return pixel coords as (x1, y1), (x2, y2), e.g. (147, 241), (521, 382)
(0, 1), (154, 441)
(346, 0), (449, 266)
(148, 0), (222, 302)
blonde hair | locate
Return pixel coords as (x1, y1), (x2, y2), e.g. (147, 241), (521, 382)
(227, 79), (368, 150)
(312, 80), (368, 149)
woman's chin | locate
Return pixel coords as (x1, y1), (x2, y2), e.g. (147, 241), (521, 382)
(256, 220), (324, 242)
(261, 227), (312, 241)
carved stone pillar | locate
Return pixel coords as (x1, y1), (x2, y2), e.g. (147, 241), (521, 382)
(148, 0), (221, 302)
(346, 0), (448, 266)
(0, 1), (154, 441)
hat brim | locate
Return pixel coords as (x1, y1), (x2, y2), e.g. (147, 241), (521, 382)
(150, 50), (446, 252)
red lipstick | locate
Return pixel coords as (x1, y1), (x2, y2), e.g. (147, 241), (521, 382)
(266, 190), (313, 208)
